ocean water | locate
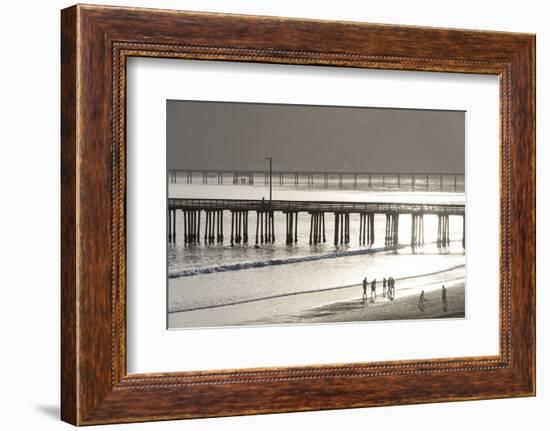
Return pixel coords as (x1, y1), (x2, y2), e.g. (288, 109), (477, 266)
(167, 181), (465, 316)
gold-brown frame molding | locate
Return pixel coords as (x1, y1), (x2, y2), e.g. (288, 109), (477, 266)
(61, 4), (535, 425)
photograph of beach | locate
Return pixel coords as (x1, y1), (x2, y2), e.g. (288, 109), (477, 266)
(166, 100), (465, 329)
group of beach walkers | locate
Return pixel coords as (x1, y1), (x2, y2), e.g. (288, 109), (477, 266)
(361, 276), (396, 303)
(362, 277), (450, 313)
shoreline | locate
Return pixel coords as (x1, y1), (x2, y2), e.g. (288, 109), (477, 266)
(169, 266), (465, 329)
(256, 280), (465, 325)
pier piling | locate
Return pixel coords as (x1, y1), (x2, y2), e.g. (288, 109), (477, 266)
(197, 211), (201, 244)
(204, 211), (209, 243)
(266, 211), (269, 243)
(177, 209), (203, 245)
(359, 213), (372, 245)
(308, 212), (325, 244)
(411, 213), (424, 248)
(322, 213), (326, 243)
(270, 211), (275, 243)
(285, 212), (299, 244)
(168, 209), (172, 242)
(259, 212), (264, 244)
(228, 210), (249, 244)
(369, 213), (374, 245)
(437, 214), (450, 248)
(218, 210), (224, 242)
(184, 211), (188, 243)
(339, 214), (344, 245)
(385, 212), (399, 248)
(295, 213), (298, 242)
(230, 211), (234, 245)
(309, 213), (314, 244)
(334, 213), (340, 246)
(236, 211), (241, 244)
(332, 212), (350, 246)
(255, 211), (274, 244)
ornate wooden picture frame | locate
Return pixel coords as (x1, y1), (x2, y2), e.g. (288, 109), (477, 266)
(61, 4), (535, 425)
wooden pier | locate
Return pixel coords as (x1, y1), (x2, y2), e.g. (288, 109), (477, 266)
(168, 169), (465, 192)
(167, 198), (465, 248)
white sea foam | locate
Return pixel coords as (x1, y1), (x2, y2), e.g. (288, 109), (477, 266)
(168, 244), (409, 278)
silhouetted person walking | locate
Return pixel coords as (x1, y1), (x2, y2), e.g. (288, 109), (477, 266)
(362, 277), (368, 302)
(383, 277), (387, 297)
(370, 279), (377, 301)
(441, 285), (448, 312)
(418, 290), (426, 311)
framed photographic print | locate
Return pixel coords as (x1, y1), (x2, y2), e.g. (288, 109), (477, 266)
(61, 4), (535, 425)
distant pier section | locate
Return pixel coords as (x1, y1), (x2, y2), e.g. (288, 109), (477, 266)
(167, 198), (465, 249)
(168, 169), (465, 192)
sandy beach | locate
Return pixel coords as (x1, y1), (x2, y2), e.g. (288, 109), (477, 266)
(168, 265), (465, 328)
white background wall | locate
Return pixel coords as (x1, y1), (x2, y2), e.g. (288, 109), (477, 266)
(0, 0), (546, 429)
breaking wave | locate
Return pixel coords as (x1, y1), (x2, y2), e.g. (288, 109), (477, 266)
(168, 244), (410, 279)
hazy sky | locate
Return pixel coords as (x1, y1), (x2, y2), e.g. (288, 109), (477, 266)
(167, 100), (464, 174)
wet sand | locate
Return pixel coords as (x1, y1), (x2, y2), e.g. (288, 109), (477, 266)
(168, 266), (465, 328)
(259, 281), (465, 325)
